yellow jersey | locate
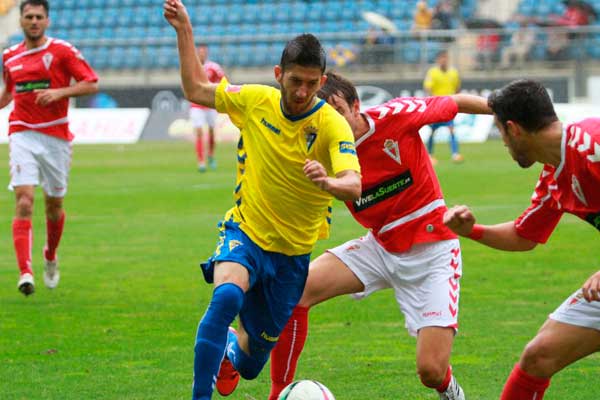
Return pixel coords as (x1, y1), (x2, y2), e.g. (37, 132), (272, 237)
(423, 66), (460, 96)
(215, 78), (360, 256)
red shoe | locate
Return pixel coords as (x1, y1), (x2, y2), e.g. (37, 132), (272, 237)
(216, 328), (240, 396)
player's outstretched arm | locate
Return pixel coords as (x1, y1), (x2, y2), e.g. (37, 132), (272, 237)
(444, 205), (537, 251)
(0, 87), (13, 109)
(303, 159), (361, 201)
(451, 94), (491, 114)
(163, 0), (217, 108)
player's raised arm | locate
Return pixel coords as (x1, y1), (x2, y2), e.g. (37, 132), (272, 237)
(451, 93), (491, 114)
(443, 205), (537, 251)
(163, 0), (217, 108)
(303, 159), (361, 201)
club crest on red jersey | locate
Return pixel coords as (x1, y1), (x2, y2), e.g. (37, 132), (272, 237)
(383, 139), (401, 164)
(42, 53), (53, 70)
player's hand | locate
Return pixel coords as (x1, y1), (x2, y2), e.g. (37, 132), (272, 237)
(582, 270), (600, 302)
(34, 89), (63, 106)
(304, 159), (329, 191)
(443, 205), (476, 237)
(163, 0), (190, 30)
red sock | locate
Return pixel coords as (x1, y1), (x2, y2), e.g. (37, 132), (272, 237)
(195, 135), (204, 163)
(500, 363), (550, 400)
(436, 365), (453, 392)
(45, 212), (65, 261)
(13, 218), (33, 275)
(268, 306), (309, 400)
(208, 132), (215, 158)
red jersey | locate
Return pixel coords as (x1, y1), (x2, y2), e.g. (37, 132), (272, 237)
(2, 38), (98, 141)
(346, 96), (459, 253)
(515, 119), (600, 243)
(190, 60), (225, 110)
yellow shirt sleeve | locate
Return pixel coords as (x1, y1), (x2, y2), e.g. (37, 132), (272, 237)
(215, 78), (270, 128)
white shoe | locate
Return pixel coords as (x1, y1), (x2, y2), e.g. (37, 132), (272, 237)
(439, 375), (465, 400)
(43, 250), (60, 289)
(18, 273), (35, 296)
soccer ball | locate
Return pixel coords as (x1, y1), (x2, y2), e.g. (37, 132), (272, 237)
(278, 380), (336, 400)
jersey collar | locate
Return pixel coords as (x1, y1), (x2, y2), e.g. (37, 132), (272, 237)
(280, 98), (325, 122)
(554, 124), (568, 179)
(355, 113), (376, 147)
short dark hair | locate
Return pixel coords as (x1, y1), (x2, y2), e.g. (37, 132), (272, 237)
(280, 33), (326, 72)
(20, 0), (49, 15)
(488, 79), (558, 133)
(317, 71), (359, 106)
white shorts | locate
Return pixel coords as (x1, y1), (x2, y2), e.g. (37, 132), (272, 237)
(329, 232), (462, 337)
(190, 107), (218, 129)
(8, 131), (72, 198)
(549, 289), (600, 330)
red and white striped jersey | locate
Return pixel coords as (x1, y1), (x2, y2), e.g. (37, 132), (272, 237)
(515, 118), (600, 243)
(346, 96), (459, 253)
(2, 38), (98, 141)
(190, 60), (225, 110)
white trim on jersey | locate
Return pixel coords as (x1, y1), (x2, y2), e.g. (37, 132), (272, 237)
(516, 192), (553, 228)
(554, 126), (568, 179)
(5, 38), (53, 64)
(9, 116), (69, 129)
(355, 113), (376, 146)
(378, 198), (446, 235)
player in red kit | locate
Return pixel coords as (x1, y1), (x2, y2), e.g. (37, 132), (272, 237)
(188, 43), (225, 172)
(444, 79), (600, 400)
(269, 72), (491, 400)
(0, 0), (98, 296)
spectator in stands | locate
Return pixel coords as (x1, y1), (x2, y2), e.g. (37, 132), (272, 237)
(432, 0), (454, 30)
(546, 28), (570, 63)
(423, 49), (463, 165)
(475, 31), (501, 70)
(0, 0), (16, 16)
(551, 0), (593, 26)
(188, 43), (225, 172)
(413, 1), (433, 31)
(500, 21), (535, 69)
(361, 27), (394, 67)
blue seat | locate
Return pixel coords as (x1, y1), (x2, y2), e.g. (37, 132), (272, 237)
(133, 7), (150, 27)
(87, 8), (103, 28)
(117, 8), (135, 27)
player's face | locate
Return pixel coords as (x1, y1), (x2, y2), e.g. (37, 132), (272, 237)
(327, 93), (362, 138)
(275, 65), (326, 116)
(20, 5), (49, 42)
(496, 117), (535, 168)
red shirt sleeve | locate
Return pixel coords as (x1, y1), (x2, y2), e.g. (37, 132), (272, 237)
(63, 46), (98, 83)
(2, 53), (14, 92)
(368, 96), (458, 130)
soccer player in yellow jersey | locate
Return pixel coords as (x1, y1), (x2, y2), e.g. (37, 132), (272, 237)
(423, 50), (463, 165)
(164, 1), (361, 399)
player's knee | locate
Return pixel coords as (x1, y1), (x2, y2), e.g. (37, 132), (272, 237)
(16, 195), (34, 217)
(520, 337), (557, 377)
(417, 361), (447, 388)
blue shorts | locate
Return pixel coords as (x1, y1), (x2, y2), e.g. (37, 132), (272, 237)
(201, 219), (310, 354)
(430, 120), (454, 131)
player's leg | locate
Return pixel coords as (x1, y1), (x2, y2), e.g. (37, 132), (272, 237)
(206, 110), (217, 170)
(269, 251), (366, 399)
(190, 108), (207, 171)
(428, 126), (438, 166)
(38, 134), (71, 289)
(193, 261), (249, 400)
(13, 185), (36, 295)
(448, 123), (463, 162)
(393, 239), (463, 398)
(500, 291), (600, 400)
(9, 133), (41, 295)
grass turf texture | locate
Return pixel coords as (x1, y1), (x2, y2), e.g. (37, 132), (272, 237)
(0, 140), (598, 399)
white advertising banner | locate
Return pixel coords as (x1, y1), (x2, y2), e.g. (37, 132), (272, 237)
(0, 108), (150, 144)
(419, 113), (495, 144)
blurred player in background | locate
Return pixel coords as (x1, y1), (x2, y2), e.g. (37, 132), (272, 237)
(163, 1), (361, 399)
(444, 79), (600, 400)
(0, 0), (98, 296)
(423, 50), (462, 165)
(189, 43), (225, 172)
(269, 72), (491, 400)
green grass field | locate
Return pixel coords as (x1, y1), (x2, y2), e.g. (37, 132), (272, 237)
(1, 140), (598, 400)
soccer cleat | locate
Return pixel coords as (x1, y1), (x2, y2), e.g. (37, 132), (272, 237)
(18, 273), (35, 296)
(208, 156), (217, 170)
(216, 328), (240, 396)
(451, 153), (464, 163)
(43, 248), (60, 289)
(439, 375), (465, 400)
(198, 162), (207, 173)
